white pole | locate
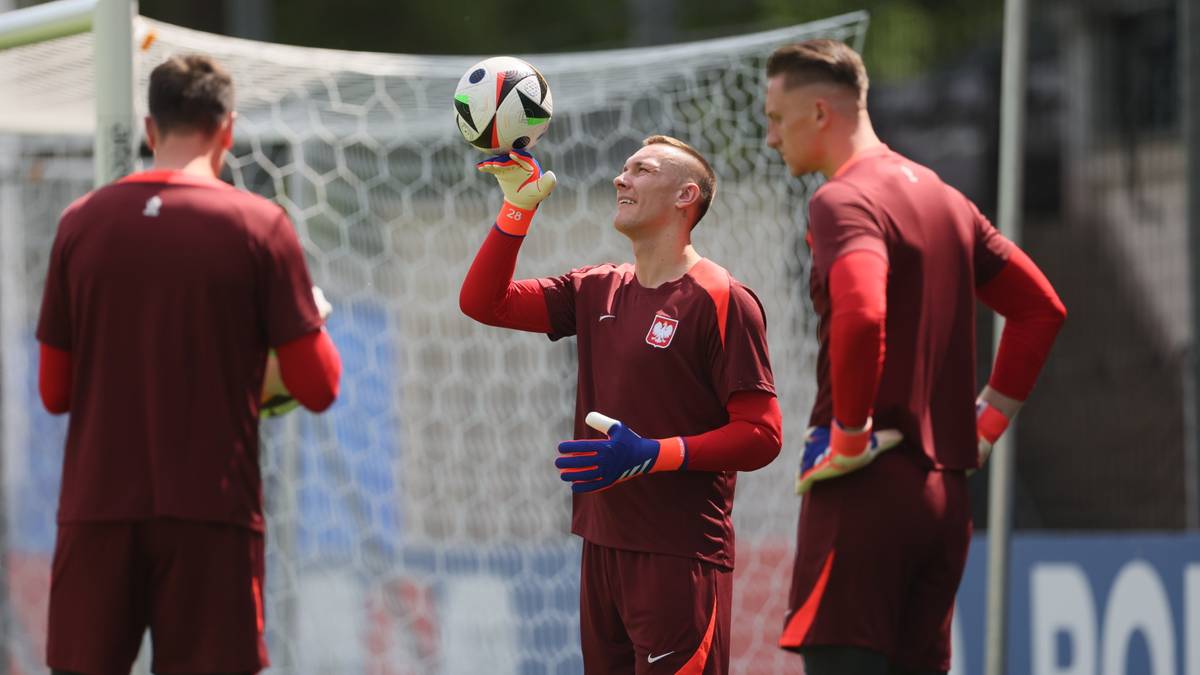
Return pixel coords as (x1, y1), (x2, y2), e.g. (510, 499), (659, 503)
(92, 0), (135, 186)
(1182, 0), (1200, 530)
(0, 0), (95, 51)
(985, 0), (1029, 674)
(0, 135), (20, 675)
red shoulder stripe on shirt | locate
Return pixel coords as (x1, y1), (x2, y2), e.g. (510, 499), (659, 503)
(688, 259), (731, 347)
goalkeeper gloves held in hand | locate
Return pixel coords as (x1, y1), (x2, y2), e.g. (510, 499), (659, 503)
(477, 150), (557, 235)
(555, 412), (686, 493)
(261, 286), (333, 418)
(795, 419), (902, 495)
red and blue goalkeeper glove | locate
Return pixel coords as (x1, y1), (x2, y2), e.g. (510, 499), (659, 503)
(555, 412), (687, 493)
(795, 419), (902, 495)
(477, 149), (557, 235)
(974, 399), (1010, 470)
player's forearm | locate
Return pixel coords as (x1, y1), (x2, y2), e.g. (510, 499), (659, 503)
(459, 225), (552, 332)
(828, 251), (887, 428)
(277, 329), (341, 412)
(683, 392), (782, 472)
(38, 342), (71, 414)
(977, 247), (1066, 400)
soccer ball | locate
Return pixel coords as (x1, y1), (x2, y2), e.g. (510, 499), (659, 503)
(453, 56), (553, 155)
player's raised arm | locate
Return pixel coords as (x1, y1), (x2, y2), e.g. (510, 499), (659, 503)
(459, 150), (557, 332)
(974, 245), (1067, 466)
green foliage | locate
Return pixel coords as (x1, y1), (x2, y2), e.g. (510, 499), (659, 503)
(755, 0), (1002, 81)
(67, 0), (1005, 78)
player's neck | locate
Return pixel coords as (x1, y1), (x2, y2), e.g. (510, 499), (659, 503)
(151, 141), (224, 179)
(630, 229), (701, 289)
(821, 113), (883, 178)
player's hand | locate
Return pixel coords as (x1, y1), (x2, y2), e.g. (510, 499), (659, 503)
(477, 150), (557, 234)
(313, 285), (332, 321)
(260, 351), (300, 418)
(555, 412), (686, 493)
(795, 420), (902, 495)
(974, 399), (1010, 471)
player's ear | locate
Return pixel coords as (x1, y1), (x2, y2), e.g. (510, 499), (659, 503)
(219, 111), (236, 150)
(813, 98), (830, 128)
(143, 116), (158, 152)
(675, 182), (700, 213)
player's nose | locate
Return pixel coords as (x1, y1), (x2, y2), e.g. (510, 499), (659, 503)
(613, 172), (628, 189)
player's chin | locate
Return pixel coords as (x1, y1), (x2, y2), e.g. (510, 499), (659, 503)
(612, 216), (637, 236)
(786, 159), (811, 177)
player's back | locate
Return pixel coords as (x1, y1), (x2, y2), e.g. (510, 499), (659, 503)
(808, 147), (1008, 469)
(38, 170), (304, 529)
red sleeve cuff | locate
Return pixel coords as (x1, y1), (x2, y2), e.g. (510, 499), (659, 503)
(38, 342), (71, 414)
(277, 329), (341, 412)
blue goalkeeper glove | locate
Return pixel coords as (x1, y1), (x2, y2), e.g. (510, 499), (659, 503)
(795, 420), (903, 495)
(555, 412), (687, 493)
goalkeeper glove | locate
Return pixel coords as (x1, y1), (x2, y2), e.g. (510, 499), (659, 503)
(974, 399), (1010, 470)
(795, 419), (902, 495)
(477, 150), (557, 235)
(555, 412), (687, 493)
(261, 286), (332, 418)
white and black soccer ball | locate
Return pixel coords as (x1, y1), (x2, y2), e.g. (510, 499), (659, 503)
(453, 56), (553, 155)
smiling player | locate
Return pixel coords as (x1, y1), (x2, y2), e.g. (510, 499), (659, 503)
(460, 136), (783, 673)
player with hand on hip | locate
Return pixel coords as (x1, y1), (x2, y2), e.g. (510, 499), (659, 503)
(37, 55), (341, 675)
(462, 137), (783, 674)
(763, 40), (1065, 675)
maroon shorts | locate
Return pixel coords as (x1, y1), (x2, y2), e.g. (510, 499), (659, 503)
(779, 449), (971, 672)
(580, 541), (732, 674)
(47, 519), (268, 674)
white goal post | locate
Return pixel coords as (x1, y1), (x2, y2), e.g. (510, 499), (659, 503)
(0, 3), (868, 673)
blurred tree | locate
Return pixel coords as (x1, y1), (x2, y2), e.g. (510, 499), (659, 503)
(20, 0), (1003, 81)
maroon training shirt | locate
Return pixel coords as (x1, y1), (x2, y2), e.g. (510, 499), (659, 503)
(806, 145), (1011, 470)
(36, 170), (322, 531)
(540, 258), (775, 569)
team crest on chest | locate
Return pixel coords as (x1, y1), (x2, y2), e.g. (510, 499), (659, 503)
(645, 314), (679, 349)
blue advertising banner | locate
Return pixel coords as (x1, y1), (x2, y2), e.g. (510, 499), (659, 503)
(952, 533), (1200, 675)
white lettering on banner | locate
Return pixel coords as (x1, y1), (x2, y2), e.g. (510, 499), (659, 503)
(1102, 561), (1175, 675)
(1031, 563), (1096, 675)
(1185, 565), (1199, 675)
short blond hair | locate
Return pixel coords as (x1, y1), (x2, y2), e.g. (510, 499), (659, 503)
(642, 135), (717, 228)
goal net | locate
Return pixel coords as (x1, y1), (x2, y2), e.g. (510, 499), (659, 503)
(0, 11), (867, 674)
